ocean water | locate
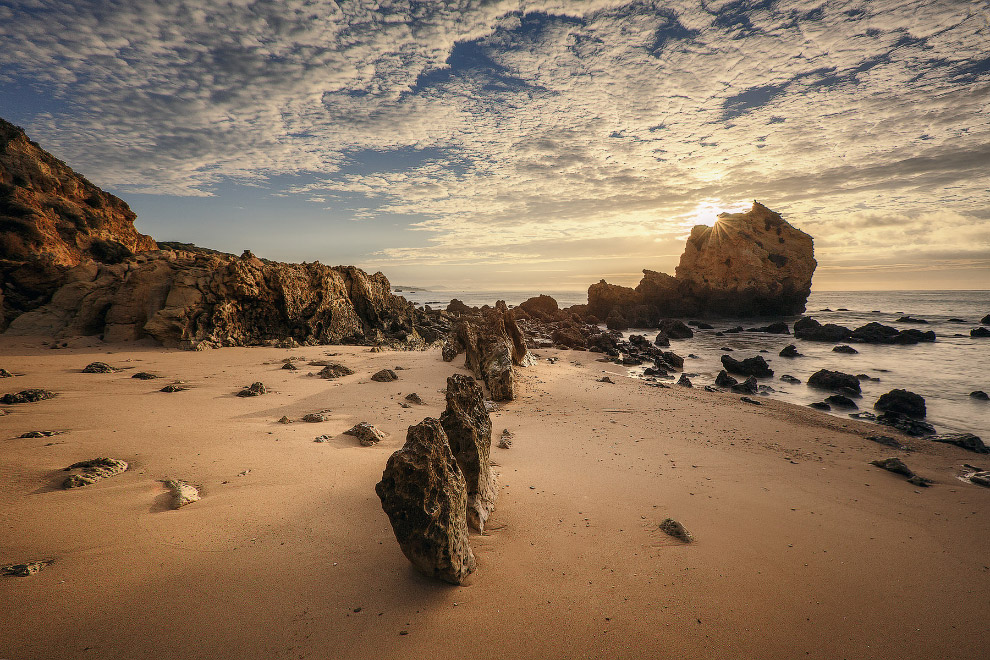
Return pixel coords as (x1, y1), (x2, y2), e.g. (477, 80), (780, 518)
(395, 287), (990, 438)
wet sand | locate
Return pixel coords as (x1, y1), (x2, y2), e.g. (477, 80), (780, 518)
(1, 336), (988, 659)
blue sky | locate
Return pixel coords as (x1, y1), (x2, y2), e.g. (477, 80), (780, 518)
(1, 0), (987, 290)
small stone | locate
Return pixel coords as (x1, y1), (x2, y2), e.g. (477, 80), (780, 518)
(302, 413), (329, 423)
(282, 362), (299, 371)
(371, 369), (399, 382)
(1, 389), (57, 404)
(160, 384), (187, 393)
(164, 479), (201, 508)
(19, 430), (60, 438)
(0, 368), (14, 378)
(237, 382), (267, 397)
(2, 560), (54, 577)
(344, 422), (386, 446)
(82, 361), (118, 373)
(314, 435), (331, 443)
(277, 415), (292, 424)
(63, 457), (128, 488)
(404, 393), (424, 404)
(318, 364), (355, 379)
(832, 345), (858, 354)
(659, 518), (693, 542)
(780, 374), (801, 384)
(131, 372), (160, 379)
(598, 376), (614, 384)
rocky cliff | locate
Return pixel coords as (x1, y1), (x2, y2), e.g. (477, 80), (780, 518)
(587, 202), (815, 322)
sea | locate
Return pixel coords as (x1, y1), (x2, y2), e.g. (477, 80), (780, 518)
(394, 288), (990, 438)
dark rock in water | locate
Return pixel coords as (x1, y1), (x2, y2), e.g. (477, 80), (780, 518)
(832, 345), (858, 354)
(159, 384), (187, 393)
(2, 560), (55, 577)
(653, 332), (670, 347)
(752, 322), (790, 334)
(720, 354), (773, 378)
(371, 369), (398, 382)
(779, 344), (801, 358)
(981, 313), (990, 325)
(874, 389), (926, 418)
(870, 458), (931, 486)
(696, 322), (714, 330)
(970, 390), (989, 400)
(131, 371), (160, 379)
(1, 389), (56, 404)
(793, 317), (852, 342)
(972, 327), (990, 338)
(63, 457), (128, 488)
(877, 413), (934, 437)
(658, 319), (693, 339)
(714, 370), (738, 388)
(302, 412), (328, 423)
(931, 433), (989, 454)
(405, 393), (424, 405)
(825, 394), (857, 409)
(281, 362), (298, 371)
(724, 326), (743, 334)
(345, 422), (386, 446)
(237, 381), (267, 397)
(866, 435), (907, 449)
(720, 346), (733, 352)
(896, 316), (927, 324)
(658, 351), (684, 370)
(849, 322), (935, 344)
(658, 518), (693, 542)
(809, 401), (831, 411)
(440, 375), (497, 533)
(318, 363), (354, 379)
(375, 418), (476, 585)
(808, 369), (861, 394)
(517, 295), (559, 319)
(447, 301), (530, 401)
(82, 361), (118, 373)
(947, 318), (967, 323)
(849, 411), (877, 421)
(730, 376), (758, 394)
(780, 374), (801, 384)
(740, 396), (762, 405)
(676, 374), (693, 387)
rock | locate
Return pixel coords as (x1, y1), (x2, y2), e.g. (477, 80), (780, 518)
(972, 327), (990, 338)
(302, 413), (328, 423)
(159, 384), (187, 392)
(780, 374), (801, 384)
(931, 433), (989, 454)
(497, 436), (512, 449)
(714, 370), (738, 388)
(808, 369), (861, 394)
(659, 518), (693, 542)
(969, 471), (990, 487)
(877, 413), (935, 437)
(970, 390), (989, 400)
(371, 369), (398, 382)
(874, 389), (926, 418)
(598, 376), (614, 384)
(676, 374), (693, 387)
(808, 401), (831, 411)
(751, 322), (790, 334)
(81, 361), (118, 373)
(849, 411), (877, 421)
(866, 435), (907, 449)
(344, 422), (386, 447)
(848, 322), (935, 344)
(1, 388), (56, 404)
(62, 457), (128, 488)
(832, 345), (858, 354)
(440, 375), (497, 533)
(404, 393), (424, 404)
(517, 295), (559, 319)
(730, 376), (758, 394)
(277, 415), (291, 424)
(375, 418), (476, 585)
(720, 354), (773, 378)
(0, 368), (13, 377)
(657, 319), (693, 339)
(654, 332), (670, 347)
(448, 301), (530, 401)
(282, 362), (299, 371)
(896, 316), (927, 323)
(740, 396), (762, 405)
(313, 435), (331, 443)
(870, 458), (932, 486)
(2, 560), (54, 577)
(981, 313), (990, 325)
(824, 394), (857, 409)
(318, 363), (354, 379)
(446, 299), (475, 315)
(131, 371), (160, 379)
(236, 381), (267, 397)
(19, 430), (60, 438)
(164, 479), (200, 508)
(793, 317), (852, 342)
(779, 344), (801, 358)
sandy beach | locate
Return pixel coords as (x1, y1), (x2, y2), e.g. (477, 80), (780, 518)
(1, 337), (988, 660)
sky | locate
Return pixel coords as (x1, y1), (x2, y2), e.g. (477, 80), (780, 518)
(1, 0), (988, 291)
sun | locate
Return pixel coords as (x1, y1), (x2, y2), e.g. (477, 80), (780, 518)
(683, 200), (749, 228)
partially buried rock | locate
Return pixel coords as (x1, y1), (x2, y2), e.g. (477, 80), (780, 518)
(371, 369), (398, 382)
(497, 429), (513, 449)
(405, 392), (424, 404)
(282, 362), (299, 371)
(866, 435), (907, 450)
(598, 376), (614, 384)
(164, 479), (200, 509)
(82, 361), (118, 373)
(302, 412), (328, 423)
(971, 327), (990, 338)
(809, 401), (831, 411)
(160, 384), (187, 392)
(780, 374), (801, 384)
(440, 374), (497, 533)
(870, 458), (932, 487)
(2, 560), (54, 577)
(832, 345), (858, 354)
(825, 394), (857, 409)
(237, 382), (267, 397)
(0, 368), (15, 377)
(277, 415), (291, 424)
(659, 518), (693, 542)
(345, 422), (386, 446)
(677, 374), (693, 387)
(740, 396), (762, 405)
(807, 369), (861, 394)
(1, 389), (56, 404)
(874, 389), (926, 418)
(931, 433), (988, 454)
(131, 372), (160, 380)
(20, 430), (61, 438)
(877, 413), (935, 437)
(970, 390), (989, 400)
(657, 319), (693, 339)
(720, 354), (773, 378)
(447, 301), (530, 401)
(63, 457), (128, 488)
(375, 418), (476, 585)
(318, 363), (354, 379)
(969, 471), (990, 487)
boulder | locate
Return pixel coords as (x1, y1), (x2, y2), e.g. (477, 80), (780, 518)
(131, 371), (160, 379)
(517, 295), (559, 319)
(82, 361), (118, 373)
(1, 388), (56, 404)
(877, 413), (935, 437)
(318, 363), (354, 379)
(653, 332), (670, 347)
(164, 479), (200, 508)
(445, 299), (474, 315)
(375, 418), (476, 585)
(404, 393), (424, 405)
(236, 381), (267, 397)
(870, 458), (931, 487)
(972, 327), (990, 338)
(825, 394), (858, 409)
(981, 313), (990, 325)
(439, 375), (497, 533)
(970, 390), (989, 400)
(302, 412), (329, 423)
(793, 317), (852, 342)
(730, 376), (758, 394)
(657, 319), (693, 339)
(849, 322), (935, 344)
(658, 518), (693, 542)
(448, 301), (529, 401)
(779, 344), (801, 358)
(676, 374), (693, 387)
(874, 389), (926, 418)
(714, 370), (738, 388)
(344, 422), (386, 447)
(720, 354), (773, 378)
(751, 322), (790, 334)
(832, 345), (858, 354)
(371, 369), (398, 382)
(63, 457), (128, 488)
(931, 433), (988, 453)
(808, 369), (861, 394)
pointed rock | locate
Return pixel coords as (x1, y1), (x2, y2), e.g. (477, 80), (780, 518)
(440, 375), (497, 533)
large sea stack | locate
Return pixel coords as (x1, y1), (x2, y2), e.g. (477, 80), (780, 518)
(588, 202), (816, 321)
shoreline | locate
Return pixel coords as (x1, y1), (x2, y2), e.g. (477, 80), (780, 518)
(1, 336), (988, 659)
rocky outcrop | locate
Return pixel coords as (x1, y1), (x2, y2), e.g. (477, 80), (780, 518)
(440, 375), (497, 533)
(585, 202), (815, 321)
(445, 301), (530, 401)
(375, 418), (476, 585)
(874, 389), (926, 418)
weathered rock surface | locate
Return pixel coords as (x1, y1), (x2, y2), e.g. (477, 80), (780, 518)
(720, 354), (773, 378)
(870, 458), (932, 487)
(446, 301), (530, 401)
(318, 363), (354, 379)
(931, 433), (988, 453)
(874, 389), (926, 418)
(793, 317), (852, 342)
(82, 361), (118, 373)
(439, 375), (497, 533)
(730, 376), (758, 394)
(972, 327), (990, 338)
(586, 202), (815, 320)
(779, 344), (801, 358)
(131, 371), (160, 379)
(2, 560), (54, 577)
(832, 345), (858, 354)
(371, 369), (398, 382)
(714, 370), (738, 388)
(807, 370), (861, 394)
(236, 381), (267, 397)
(302, 412), (329, 423)
(970, 390), (989, 400)
(164, 479), (201, 509)
(659, 518), (693, 542)
(62, 457), (128, 488)
(159, 384), (187, 393)
(344, 422), (386, 446)
(375, 418), (476, 585)
(1, 388), (56, 404)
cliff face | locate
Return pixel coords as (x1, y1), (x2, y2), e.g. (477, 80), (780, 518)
(587, 202), (816, 321)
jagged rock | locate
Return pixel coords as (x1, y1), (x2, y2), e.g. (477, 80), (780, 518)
(658, 518), (693, 542)
(282, 362), (299, 371)
(730, 376), (758, 394)
(62, 457), (128, 487)
(779, 344), (801, 358)
(19, 430), (61, 438)
(159, 384), (187, 392)
(164, 479), (200, 508)
(0, 368), (13, 377)
(971, 391), (989, 400)
(832, 345), (858, 354)
(131, 371), (159, 379)
(793, 317), (852, 342)
(440, 375), (497, 533)
(1, 388), (55, 404)
(446, 299), (475, 315)
(236, 381), (267, 397)
(302, 412), (328, 423)
(720, 354), (773, 378)
(278, 415), (291, 424)
(849, 322), (935, 344)
(371, 369), (398, 382)
(653, 332), (670, 347)
(375, 418), (476, 585)
(598, 376), (614, 384)
(780, 374), (801, 384)
(825, 394), (857, 409)
(874, 389), (926, 418)
(448, 301), (529, 401)
(931, 433), (988, 453)
(972, 327), (990, 338)
(405, 393), (424, 405)
(344, 422), (386, 446)
(714, 370), (738, 388)
(877, 413), (935, 437)
(808, 369), (861, 394)
(870, 458), (932, 486)
(82, 361), (118, 373)
(318, 363), (354, 379)
(657, 319), (693, 339)
(676, 374), (693, 387)
(981, 313), (990, 325)
(2, 560), (54, 577)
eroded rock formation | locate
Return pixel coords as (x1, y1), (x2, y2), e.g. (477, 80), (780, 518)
(444, 301), (530, 401)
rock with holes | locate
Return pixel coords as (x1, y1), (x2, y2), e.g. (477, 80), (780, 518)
(164, 479), (200, 509)
(659, 518), (693, 542)
(62, 457), (128, 488)
(344, 422), (386, 446)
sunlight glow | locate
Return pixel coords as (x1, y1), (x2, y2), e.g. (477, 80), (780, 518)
(681, 199), (749, 228)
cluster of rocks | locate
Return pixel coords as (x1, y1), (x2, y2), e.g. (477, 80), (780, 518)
(794, 317), (936, 344)
(442, 301), (531, 401)
(375, 375), (498, 584)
